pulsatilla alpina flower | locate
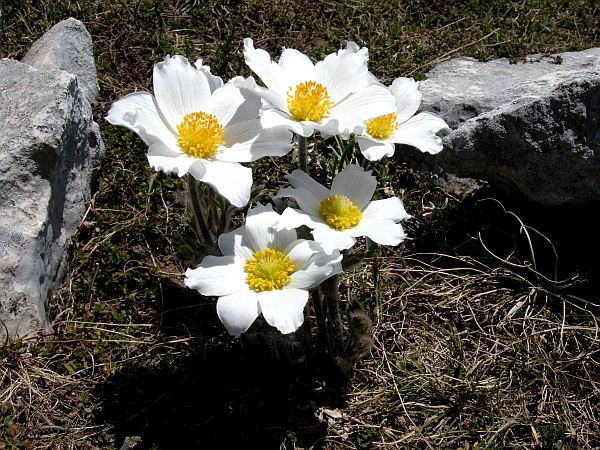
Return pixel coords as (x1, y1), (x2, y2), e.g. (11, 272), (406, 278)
(242, 38), (396, 137)
(357, 77), (450, 161)
(106, 55), (292, 207)
(185, 204), (342, 337)
(275, 165), (410, 254)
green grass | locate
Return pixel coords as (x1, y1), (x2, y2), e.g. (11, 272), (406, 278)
(1, 0), (599, 449)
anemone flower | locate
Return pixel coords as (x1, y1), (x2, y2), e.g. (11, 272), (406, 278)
(275, 165), (410, 254)
(106, 55), (292, 207)
(357, 77), (450, 161)
(185, 204), (342, 337)
(242, 38), (396, 138)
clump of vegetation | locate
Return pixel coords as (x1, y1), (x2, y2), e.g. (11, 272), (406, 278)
(1, 1), (599, 448)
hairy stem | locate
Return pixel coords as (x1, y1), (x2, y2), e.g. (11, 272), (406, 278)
(361, 157), (370, 170)
(186, 173), (215, 245)
(321, 274), (344, 357)
(336, 134), (356, 174)
(298, 134), (308, 173)
(312, 288), (332, 357)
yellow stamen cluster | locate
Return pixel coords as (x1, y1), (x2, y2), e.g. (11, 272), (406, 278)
(365, 113), (398, 140)
(287, 81), (333, 122)
(177, 111), (224, 159)
(245, 247), (295, 292)
(319, 195), (363, 230)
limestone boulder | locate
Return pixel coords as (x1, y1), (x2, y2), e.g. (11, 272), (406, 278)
(21, 18), (99, 106)
(419, 48), (600, 129)
(407, 48), (600, 206)
(440, 71), (600, 206)
(0, 57), (104, 338)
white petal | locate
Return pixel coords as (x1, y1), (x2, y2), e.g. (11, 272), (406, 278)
(147, 142), (195, 175)
(133, 105), (179, 149)
(245, 204), (297, 252)
(257, 89), (290, 115)
(356, 137), (395, 161)
(329, 83), (396, 123)
(390, 77), (422, 124)
(347, 197), (409, 245)
(357, 71), (384, 89)
(348, 218), (407, 246)
(336, 41), (361, 57)
(331, 164), (376, 210)
(272, 225), (298, 252)
(106, 92), (175, 146)
(258, 289), (308, 335)
(243, 38), (289, 97)
(218, 226), (254, 259)
(184, 256), (247, 296)
(276, 207), (325, 232)
(153, 55), (212, 128)
(217, 290), (261, 337)
(106, 91), (155, 126)
(246, 202), (277, 217)
(229, 75), (257, 91)
(219, 121), (292, 162)
(286, 169), (330, 199)
(284, 239), (321, 271)
(246, 127), (293, 160)
(245, 204), (279, 251)
(222, 119), (261, 148)
(278, 47), (316, 83)
(390, 112), (449, 154)
(312, 226), (357, 254)
(288, 247), (343, 287)
(189, 160), (251, 207)
(194, 58), (223, 92)
(308, 117), (362, 138)
(316, 42), (368, 102)
(361, 197), (410, 222)
(278, 186), (323, 218)
(106, 92), (155, 130)
(208, 82), (261, 128)
(147, 141), (182, 158)
(259, 109), (306, 135)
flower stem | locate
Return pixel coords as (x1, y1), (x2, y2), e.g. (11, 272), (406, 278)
(336, 134), (356, 174)
(186, 173), (215, 245)
(298, 135), (308, 173)
(320, 274), (344, 357)
(361, 157), (370, 170)
(312, 288), (332, 357)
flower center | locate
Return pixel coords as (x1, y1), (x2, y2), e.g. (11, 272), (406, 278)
(319, 195), (363, 230)
(365, 113), (398, 140)
(176, 111), (224, 158)
(245, 247), (295, 292)
(287, 81), (333, 122)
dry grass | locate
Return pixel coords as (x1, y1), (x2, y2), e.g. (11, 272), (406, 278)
(3, 213), (600, 448)
(330, 255), (600, 448)
(1, 0), (600, 448)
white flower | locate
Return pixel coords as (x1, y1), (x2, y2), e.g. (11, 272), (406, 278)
(242, 38), (396, 137)
(357, 77), (450, 161)
(275, 164), (410, 254)
(185, 204), (342, 337)
(106, 55), (293, 207)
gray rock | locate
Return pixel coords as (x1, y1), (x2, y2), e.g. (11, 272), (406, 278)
(440, 70), (600, 206)
(21, 18), (99, 106)
(0, 59), (104, 339)
(405, 48), (600, 206)
(419, 48), (600, 129)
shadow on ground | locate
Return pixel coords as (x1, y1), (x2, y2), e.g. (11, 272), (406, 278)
(95, 281), (345, 450)
(95, 178), (600, 449)
(408, 179), (600, 301)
